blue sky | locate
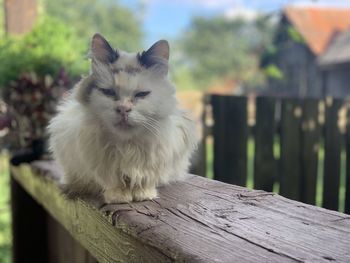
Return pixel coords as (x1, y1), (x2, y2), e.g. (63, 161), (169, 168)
(120, 0), (350, 46)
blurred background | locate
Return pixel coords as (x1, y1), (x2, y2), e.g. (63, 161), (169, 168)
(2, 0), (350, 262)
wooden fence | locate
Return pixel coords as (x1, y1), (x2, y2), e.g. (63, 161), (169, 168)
(200, 95), (350, 214)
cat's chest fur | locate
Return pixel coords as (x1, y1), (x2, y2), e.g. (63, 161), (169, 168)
(74, 112), (180, 186)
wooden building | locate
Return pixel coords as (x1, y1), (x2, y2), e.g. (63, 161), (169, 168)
(264, 6), (350, 98)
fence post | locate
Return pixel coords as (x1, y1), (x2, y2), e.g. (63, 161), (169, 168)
(11, 175), (48, 263)
(323, 98), (343, 211)
(300, 98), (321, 205)
(280, 98), (302, 200)
(211, 95), (248, 186)
(254, 96), (276, 192)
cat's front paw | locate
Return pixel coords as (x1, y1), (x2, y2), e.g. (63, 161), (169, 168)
(104, 188), (132, 204)
(133, 187), (158, 202)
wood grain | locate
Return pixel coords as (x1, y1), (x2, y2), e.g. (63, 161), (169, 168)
(11, 161), (350, 263)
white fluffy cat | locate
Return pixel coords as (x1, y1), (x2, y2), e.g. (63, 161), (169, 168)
(48, 34), (197, 203)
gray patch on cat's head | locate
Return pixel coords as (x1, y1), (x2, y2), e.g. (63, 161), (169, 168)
(112, 66), (142, 75)
(137, 40), (169, 74)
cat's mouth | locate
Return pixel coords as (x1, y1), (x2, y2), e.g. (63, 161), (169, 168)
(116, 119), (133, 129)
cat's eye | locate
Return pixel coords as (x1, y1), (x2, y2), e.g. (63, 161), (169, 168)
(135, 91), (151, 98)
(97, 88), (116, 97)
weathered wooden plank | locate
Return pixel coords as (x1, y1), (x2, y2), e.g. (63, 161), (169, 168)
(211, 95), (248, 186)
(11, 161), (350, 263)
(254, 96), (276, 191)
(280, 98), (302, 201)
(47, 215), (98, 263)
(323, 98), (343, 211)
(300, 98), (321, 205)
(345, 106), (350, 214)
(10, 176), (48, 263)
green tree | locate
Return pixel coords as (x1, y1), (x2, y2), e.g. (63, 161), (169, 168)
(0, 16), (87, 87)
(176, 15), (275, 91)
(43, 0), (143, 51)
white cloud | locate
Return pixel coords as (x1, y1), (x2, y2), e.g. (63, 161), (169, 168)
(140, 0), (242, 10)
(225, 7), (259, 20)
(291, 0), (350, 7)
(189, 0), (241, 9)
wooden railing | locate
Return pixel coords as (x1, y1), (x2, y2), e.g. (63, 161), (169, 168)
(10, 161), (350, 263)
(200, 95), (350, 213)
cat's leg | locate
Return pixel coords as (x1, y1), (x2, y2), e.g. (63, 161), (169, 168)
(103, 187), (133, 204)
(102, 173), (133, 203)
(132, 186), (158, 202)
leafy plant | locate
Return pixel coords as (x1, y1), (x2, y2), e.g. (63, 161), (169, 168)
(0, 16), (89, 88)
(287, 26), (305, 44)
(44, 0), (143, 51)
(263, 63), (284, 80)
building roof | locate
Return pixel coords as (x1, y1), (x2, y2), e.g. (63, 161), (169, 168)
(319, 29), (350, 66)
(284, 6), (350, 55)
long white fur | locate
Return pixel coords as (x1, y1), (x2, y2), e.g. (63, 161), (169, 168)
(48, 45), (197, 203)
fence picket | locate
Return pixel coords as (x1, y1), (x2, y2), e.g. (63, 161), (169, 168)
(254, 97), (276, 192)
(211, 95), (248, 186)
(300, 99), (321, 205)
(279, 98), (302, 201)
(323, 98), (343, 211)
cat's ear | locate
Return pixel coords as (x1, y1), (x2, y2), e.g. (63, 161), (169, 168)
(138, 40), (169, 71)
(90, 33), (118, 63)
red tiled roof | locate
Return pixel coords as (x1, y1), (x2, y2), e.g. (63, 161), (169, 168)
(284, 6), (350, 55)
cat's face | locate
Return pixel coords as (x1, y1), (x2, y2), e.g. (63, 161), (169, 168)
(79, 34), (176, 140)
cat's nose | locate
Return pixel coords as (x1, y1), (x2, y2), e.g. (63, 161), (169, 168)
(116, 105), (132, 115)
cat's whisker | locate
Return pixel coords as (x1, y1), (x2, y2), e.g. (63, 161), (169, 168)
(146, 116), (162, 125)
(145, 119), (162, 131)
(140, 123), (159, 138)
(132, 116), (161, 129)
(140, 121), (161, 135)
(144, 122), (161, 132)
(134, 119), (165, 139)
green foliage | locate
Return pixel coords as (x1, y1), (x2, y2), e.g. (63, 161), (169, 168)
(177, 15), (275, 91)
(263, 64), (284, 80)
(171, 66), (198, 91)
(44, 0), (143, 51)
(0, 153), (10, 263)
(260, 22), (305, 83)
(0, 16), (88, 88)
(287, 26), (305, 44)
